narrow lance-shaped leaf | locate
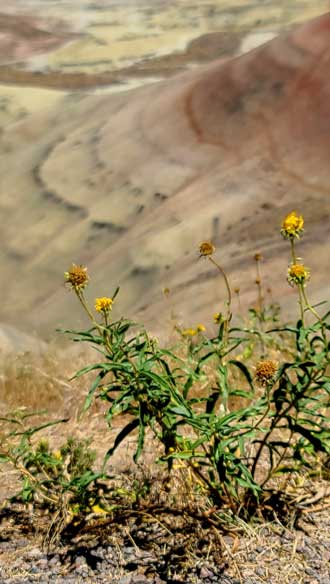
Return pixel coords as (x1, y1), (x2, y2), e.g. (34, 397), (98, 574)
(103, 419), (140, 469)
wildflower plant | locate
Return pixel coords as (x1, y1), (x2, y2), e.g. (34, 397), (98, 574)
(61, 219), (330, 522)
(0, 410), (104, 524)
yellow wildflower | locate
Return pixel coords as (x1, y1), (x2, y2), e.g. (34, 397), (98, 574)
(213, 312), (222, 324)
(287, 263), (310, 287)
(95, 297), (114, 313)
(64, 264), (89, 290)
(91, 504), (107, 515)
(182, 328), (197, 337)
(255, 360), (278, 386)
(196, 324), (206, 332)
(199, 241), (215, 257)
(281, 211), (304, 239)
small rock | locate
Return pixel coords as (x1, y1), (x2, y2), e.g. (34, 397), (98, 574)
(118, 576), (132, 584)
(25, 547), (42, 557)
(200, 566), (214, 579)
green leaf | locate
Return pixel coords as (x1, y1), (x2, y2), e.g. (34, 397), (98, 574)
(112, 286), (120, 301)
(83, 371), (107, 413)
(228, 360), (254, 390)
(8, 418), (68, 438)
(71, 362), (110, 380)
(168, 405), (192, 418)
(103, 419), (140, 467)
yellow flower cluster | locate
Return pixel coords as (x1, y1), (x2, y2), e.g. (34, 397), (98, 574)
(95, 297), (114, 313)
(64, 264), (89, 290)
(287, 263), (310, 287)
(182, 324), (206, 337)
(281, 211), (304, 239)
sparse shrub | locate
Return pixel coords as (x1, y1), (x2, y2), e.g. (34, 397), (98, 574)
(0, 409), (105, 536)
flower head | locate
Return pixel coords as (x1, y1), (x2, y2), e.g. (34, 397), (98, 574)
(287, 263), (310, 287)
(281, 211), (304, 239)
(196, 324), (206, 333)
(255, 360), (278, 386)
(95, 297), (114, 313)
(213, 312), (223, 324)
(182, 328), (197, 337)
(199, 241), (215, 257)
(64, 264), (89, 290)
(254, 253), (263, 262)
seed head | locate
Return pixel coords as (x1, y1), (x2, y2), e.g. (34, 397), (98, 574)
(95, 297), (114, 313)
(199, 241), (215, 257)
(64, 264), (89, 290)
(281, 211), (304, 239)
(255, 360), (278, 386)
(287, 263), (310, 287)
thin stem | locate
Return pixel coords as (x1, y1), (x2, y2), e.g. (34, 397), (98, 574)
(290, 238), (297, 262)
(255, 259), (264, 320)
(75, 289), (114, 355)
(75, 289), (96, 323)
(290, 239), (305, 325)
(297, 284), (305, 326)
(260, 429), (293, 488)
(208, 256), (232, 347)
(301, 287), (327, 350)
(208, 257), (232, 309)
(301, 287), (323, 324)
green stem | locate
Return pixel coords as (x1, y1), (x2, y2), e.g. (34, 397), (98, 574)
(301, 287), (327, 350)
(297, 284), (305, 327)
(301, 287), (322, 324)
(290, 239), (305, 325)
(255, 260), (264, 320)
(290, 238), (297, 262)
(208, 256), (232, 347)
(75, 289), (96, 323)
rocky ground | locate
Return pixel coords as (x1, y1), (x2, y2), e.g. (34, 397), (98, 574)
(1, 350), (330, 584)
(1, 502), (330, 583)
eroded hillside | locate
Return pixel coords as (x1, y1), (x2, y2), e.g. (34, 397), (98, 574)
(0, 13), (330, 336)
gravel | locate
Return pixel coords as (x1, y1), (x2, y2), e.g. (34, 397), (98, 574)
(0, 539), (240, 583)
(1, 506), (330, 583)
